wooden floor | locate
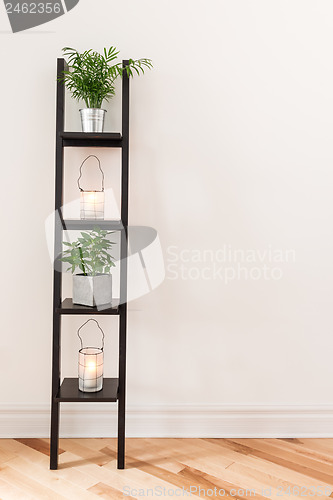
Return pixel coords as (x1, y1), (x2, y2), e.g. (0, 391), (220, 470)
(0, 438), (333, 499)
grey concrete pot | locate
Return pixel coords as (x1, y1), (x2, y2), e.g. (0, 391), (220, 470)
(73, 274), (112, 307)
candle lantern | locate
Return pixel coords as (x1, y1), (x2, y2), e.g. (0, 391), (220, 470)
(78, 319), (104, 392)
(78, 155), (105, 220)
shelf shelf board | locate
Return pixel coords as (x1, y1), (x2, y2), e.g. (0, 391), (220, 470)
(60, 132), (122, 148)
(55, 378), (118, 402)
(58, 298), (120, 315)
(62, 219), (124, 231)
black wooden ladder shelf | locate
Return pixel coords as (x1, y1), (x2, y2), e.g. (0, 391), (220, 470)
(50, 58), (129, 470)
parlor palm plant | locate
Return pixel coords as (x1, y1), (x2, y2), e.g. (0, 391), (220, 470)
(60, 46), (153, 132)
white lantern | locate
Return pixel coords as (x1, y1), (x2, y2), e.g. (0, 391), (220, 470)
(78, 155), (105, 220)
(77, 319), (104, 392)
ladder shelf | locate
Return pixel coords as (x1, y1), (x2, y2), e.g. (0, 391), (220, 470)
(50, 58), (129, 470)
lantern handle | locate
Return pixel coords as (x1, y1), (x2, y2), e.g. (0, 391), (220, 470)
(77, 319), (105, 351)
(77, 155), (105, 192)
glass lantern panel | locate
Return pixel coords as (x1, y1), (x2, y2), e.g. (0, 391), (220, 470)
(80, 191), (105, 220)
(78, 348), (104, 392)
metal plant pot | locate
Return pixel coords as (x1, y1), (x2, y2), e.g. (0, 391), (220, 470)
(80, 108), (106, 133)
(73, 274), (112, 307)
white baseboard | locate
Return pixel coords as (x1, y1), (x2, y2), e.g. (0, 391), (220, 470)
(1, 404), (333, 438)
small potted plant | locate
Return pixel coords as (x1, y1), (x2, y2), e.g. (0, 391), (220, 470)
(60, 46), (153, 132)
(61, 227), (116, 307)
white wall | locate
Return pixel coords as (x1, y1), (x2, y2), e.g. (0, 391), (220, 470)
(1, 0), (333, 436)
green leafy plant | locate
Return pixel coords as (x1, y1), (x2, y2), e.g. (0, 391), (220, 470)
(61, 227), (116, 276)
(60, 46), (153, 109)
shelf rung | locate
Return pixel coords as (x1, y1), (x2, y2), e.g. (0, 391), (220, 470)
(62, 220), (124, 231)
(60, 132), (122, 148)
(58, 298), (120, 315)
(55, 378), (118, 402)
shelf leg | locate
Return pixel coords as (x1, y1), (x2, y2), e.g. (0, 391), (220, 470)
(50, 302), (61, 469)
(50, 400), (59, 469)
(50, 58), (65, 471)
(118, 60), (129, 470)
(117, 304), (127, 469)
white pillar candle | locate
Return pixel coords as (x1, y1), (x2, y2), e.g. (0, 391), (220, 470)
(78, 348), (103, 392)
(80, 191), (105, 220)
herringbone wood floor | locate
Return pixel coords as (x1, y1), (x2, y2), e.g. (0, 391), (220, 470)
(0, 438), (333, 499)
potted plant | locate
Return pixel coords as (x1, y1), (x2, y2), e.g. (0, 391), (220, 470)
(61, 227), (116, 307)
(60, 46), (153, 132)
